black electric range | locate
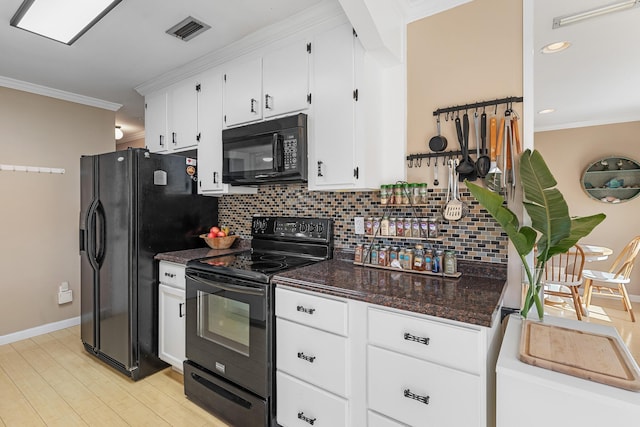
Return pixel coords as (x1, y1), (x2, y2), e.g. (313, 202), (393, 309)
(183, 216), (333, 427)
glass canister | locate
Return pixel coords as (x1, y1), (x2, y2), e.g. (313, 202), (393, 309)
(424, 249), (433, 271)
(444, 250), (457, 275)
(363, 244), (371, 264)
(420, 218), (429, 239)
(380, 185), (389, 205)
(373, 217), (381, 236)
(413, 244), (425, 271)
(411, 218), (421, 238)
(398, 248), (406, 267)
(380, 216), (390, 236)
(389, 218), (397, 237)
(389, 246), (399, 266)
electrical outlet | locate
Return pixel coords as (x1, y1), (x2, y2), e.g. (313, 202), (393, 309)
(58, 290), (72, 304)
(354, 217), (365, 234)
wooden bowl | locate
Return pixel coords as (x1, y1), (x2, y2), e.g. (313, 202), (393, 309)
(200, 234), (237, 249)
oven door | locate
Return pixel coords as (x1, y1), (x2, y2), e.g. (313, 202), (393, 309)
(185, 270), (271, 398)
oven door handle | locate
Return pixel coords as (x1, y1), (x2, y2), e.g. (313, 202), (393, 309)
(186, 274), (266, 296)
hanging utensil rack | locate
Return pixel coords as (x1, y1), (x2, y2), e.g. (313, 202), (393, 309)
(407, 96), (523, 168)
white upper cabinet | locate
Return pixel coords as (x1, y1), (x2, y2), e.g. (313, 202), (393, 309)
(223, 57), (263, 127)
(223, 40), (311, 128)
(263, 41), (311, 118)
(167, 78), (199, 151)
(309, 23), (360, 190)
(145, 91), (168, 153)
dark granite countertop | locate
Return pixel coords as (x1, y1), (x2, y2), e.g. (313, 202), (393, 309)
(272, 258), (507, 328)
(154, 239), (250, 265)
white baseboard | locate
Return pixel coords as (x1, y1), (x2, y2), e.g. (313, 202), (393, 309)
(0, 316), (81, 346)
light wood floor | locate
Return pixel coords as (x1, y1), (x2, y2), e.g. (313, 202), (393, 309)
(0, 325), (229, 426)
(544, 294), (640, 364)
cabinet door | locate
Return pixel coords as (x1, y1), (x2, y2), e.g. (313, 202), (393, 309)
(167, 79), (199, 151)
(263, 41), (310, 118)
(197, 68), (225, 193)
(310, 23), (357, 190)
(145, 91), (168, 153)
(158, 283), (186, 371)
(223, 57), (262, 127)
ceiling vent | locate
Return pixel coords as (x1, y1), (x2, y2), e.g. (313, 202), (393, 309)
(166, 16), (211, 41)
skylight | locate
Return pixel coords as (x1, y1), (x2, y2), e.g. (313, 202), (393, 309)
(10, 0), (122, 45)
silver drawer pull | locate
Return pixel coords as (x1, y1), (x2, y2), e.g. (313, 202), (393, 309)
(404, 332), (430, 345)
(404, 388), (430, 405)
(297, 412), (316, 425)
(296, 305), (316, 315)
(297, 352), (316, 363)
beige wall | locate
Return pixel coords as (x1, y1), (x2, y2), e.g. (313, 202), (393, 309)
(0, 87), (114, 336)
(407, 0), (523, 186)
(536, 122), (640, 296)
(407, 0), (524, 307)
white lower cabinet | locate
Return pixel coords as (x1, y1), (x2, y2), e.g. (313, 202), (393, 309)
(158, 261), (186, 371)
(275, 285), (500, 427)
(368, 346), (480, 427)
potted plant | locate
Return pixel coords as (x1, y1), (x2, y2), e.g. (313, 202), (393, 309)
(466, 149), (606, 319)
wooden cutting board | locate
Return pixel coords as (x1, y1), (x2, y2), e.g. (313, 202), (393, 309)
(519, 320), (640, 392)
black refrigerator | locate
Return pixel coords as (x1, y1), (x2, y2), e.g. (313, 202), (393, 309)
(79, 148), (218, 380)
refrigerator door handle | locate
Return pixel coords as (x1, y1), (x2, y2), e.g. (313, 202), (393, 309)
(94, 201), (106, 267)
(86, 199), (100, 272)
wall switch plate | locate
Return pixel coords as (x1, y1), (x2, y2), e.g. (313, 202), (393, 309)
(58, 290), (72, 304)
(354, 217), (365, 234)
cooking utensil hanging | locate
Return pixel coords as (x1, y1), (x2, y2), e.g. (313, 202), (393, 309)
(476, 111), (490, 177)
(455, 113), (476, 176)
(485, 117), (503, 192)
(443, 158), (465, 221)
(429, 115), (448, 152)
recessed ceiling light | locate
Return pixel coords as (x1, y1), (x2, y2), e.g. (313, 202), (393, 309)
(538, 109), (556, 115)
(541, 41), (571, 54)
(10, 0), (122, 45)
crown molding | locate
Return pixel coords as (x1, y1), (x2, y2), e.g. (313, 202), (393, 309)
(0, 75), (122, 111)
(404, 0), (472, 23)
(136, 1), (348, 96)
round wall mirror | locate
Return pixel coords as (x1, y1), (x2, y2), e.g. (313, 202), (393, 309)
(582, 156), (640, 203)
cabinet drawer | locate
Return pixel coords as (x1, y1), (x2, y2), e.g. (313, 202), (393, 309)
(276, 318), (347, 397)
(368, 346), (481, 427)
(159, 261), (186, 289)
(276, 287), (347, 336)
(368, 308), (481, 374)
(277, 371), (347, 427)
(368, 411), (407, 427)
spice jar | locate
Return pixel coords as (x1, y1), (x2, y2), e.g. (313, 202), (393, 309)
(428, 217), (439, 238)
(355, 244), (363, 263)
(401, 183), (410, 205)
(380, 216), (390, 236)
(370, 245), (379, 265)
(403, 218), (412, 238)
(411, 218), (421, 238)
(420, 218), (429, 239)
(432, 249), (443, 273)
(393, 184), (403, 205)
(389, 218), (397, 237)
(424, 249), (433, 271)
(363, 244), (371, 264)
(413, 244), (425, 271)
(380, 185), (389, 205)
(389, 246), (399, 266)
(444, 250), (457, 275)
(419, 183), (428, 204)
(403, 249), (414, 269)
(396, 217), (404, 237)
(373, 218), (381, 236)
(398, 248), (406, 267)
(365, 217), (373, 235)
(378, 246), (389, 267)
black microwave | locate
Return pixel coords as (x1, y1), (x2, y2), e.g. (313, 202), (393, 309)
(222, 113), (307, 185)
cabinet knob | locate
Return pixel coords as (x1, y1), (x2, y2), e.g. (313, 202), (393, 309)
(250, 98), (257, 114)
(296, 305), (316, 315)
(172, 132), (177, 145)
(404, 389), (430, 405)
(317, 161), (324, 178)
(404, 332), (430, 346)
(265, 94), (272, 110)
(159, 135), (164, 147)
(213, 171), (218, 184)
(179, 303), (185, 318)
(297, 352), (316, 363)
(297, 412), (317, 425)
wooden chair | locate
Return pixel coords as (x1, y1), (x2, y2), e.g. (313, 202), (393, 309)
(543, 244), (587, 320)
(583, 236), (640, 323)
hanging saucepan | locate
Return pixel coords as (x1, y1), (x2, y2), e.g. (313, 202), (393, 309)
(429, 115), (448, 152)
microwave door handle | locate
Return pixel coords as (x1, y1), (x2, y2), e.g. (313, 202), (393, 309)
(186, 273), (266, 296)
(273, 133), (283, 172)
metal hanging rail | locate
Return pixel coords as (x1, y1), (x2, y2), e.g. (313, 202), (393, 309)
(432, 96), (523, 117)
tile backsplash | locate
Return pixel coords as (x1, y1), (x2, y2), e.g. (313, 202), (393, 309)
(218, 183), (508, 264)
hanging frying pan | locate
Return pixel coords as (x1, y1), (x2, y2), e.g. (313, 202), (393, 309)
(429, 115), (448, 152)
